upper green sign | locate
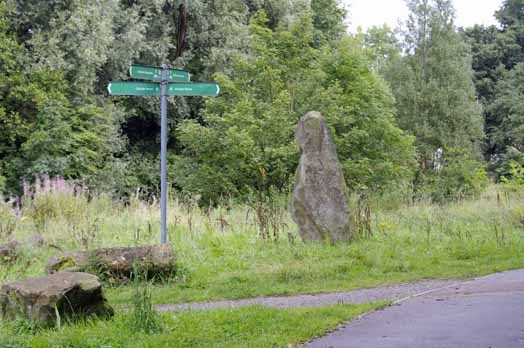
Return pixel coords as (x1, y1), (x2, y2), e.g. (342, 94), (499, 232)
(129, 65), (190, 83)
(107, 82), (220, 97)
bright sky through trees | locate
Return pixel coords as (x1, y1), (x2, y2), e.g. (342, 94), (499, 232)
(344, 0), (503, 31)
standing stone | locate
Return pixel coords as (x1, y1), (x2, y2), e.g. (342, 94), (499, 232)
(0, 272), (113, 326)
(290, 111), (353, 242)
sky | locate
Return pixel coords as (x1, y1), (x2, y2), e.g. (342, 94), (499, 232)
(343, 0), (504, 32)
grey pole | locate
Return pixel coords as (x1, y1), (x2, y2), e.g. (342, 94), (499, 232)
(160, 64), (168, 244)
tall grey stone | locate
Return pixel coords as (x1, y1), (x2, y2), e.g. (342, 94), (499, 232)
(290, 111), (352, 242)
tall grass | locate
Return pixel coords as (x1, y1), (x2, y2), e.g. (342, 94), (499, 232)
(1, 178), (524, 305)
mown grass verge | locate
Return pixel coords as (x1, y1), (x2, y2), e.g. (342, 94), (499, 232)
(0, 302), (385, 348)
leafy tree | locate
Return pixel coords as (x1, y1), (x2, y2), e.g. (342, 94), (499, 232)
(243, 0), (309, 29)
(3, 0), (351, 198)
(465, 0), (524, 171)
(357, 25), (402, 73)
(487, 63), (524, 175)
(381, 0), (486, 200)
(387, 0), (484, 161)
(0, 1), (121, 193)
(495, 0), (524, 68)
(463, 25), (504, 106)
(311, 0), (346, 44)
(175, 12), (415, 203)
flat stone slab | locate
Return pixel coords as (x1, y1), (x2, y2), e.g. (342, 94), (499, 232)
(46, 244), (176, 280)
(0, 272), (113, 325)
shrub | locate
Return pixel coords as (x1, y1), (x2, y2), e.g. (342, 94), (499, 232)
(414, 147), (489, 203)
(176, 12), (415, 204)
(501, 161), (524, 191)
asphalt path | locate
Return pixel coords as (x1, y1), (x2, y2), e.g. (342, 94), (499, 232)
(308, 269), (524, 348)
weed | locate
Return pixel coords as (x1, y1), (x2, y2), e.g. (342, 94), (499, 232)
(0, 199), (17, 242)
(129, 265), (163, 334)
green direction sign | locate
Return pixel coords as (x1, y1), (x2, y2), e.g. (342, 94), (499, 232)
(107, 82), (220, 97)
(129, 65), (190, 82)
(107, 82), (160, 96)
(167, 83), (219, 97)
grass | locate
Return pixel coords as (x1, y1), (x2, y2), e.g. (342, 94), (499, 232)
(1, 182), (524, 345)
(0, 302), (385, 348)
(1, 185), (524, 306)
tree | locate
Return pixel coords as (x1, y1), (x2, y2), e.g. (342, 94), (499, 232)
(465, 0), (524, 170)
(175, 12), (415, 203)
(495, 0), (524, 69)
(387, 0), (484, 161)
(357, 25), (402, 73)
(311, 0), (346, 44)
(488, 63), (524, 172)
(463, 25), (504, 106)
(0, 1), (121, 193)
(381, 0), (486, 200)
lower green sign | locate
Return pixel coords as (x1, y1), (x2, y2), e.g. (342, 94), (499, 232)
(107, 82), (219, 97)
(107, 82), (160, 96)
(167, 83), (220, 97)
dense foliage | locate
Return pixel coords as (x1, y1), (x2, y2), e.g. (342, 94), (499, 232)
(175, 12), (415, 202)
(465, 0), (524, 177)
(0, 0), (523, 203)
(357, 1), (487, 200)
(0, 1), (121, 193)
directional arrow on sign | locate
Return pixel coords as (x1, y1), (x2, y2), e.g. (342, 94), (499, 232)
(129, 65), (190, 83)
(107, 82), (219, 97)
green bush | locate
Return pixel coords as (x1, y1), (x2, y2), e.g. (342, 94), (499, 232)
(501, 161), (524, 191)
(415, 147), (489, 203)
(176, 12), (415, 204)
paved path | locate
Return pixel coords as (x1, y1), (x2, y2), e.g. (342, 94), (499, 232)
(308, 269), (524, 348)
(155, 279), (458, 312)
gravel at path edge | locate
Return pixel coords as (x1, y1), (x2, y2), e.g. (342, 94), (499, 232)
(155, 279), (460, 312)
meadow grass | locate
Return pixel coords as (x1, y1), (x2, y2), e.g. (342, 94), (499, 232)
(1, 183), (524, 307)
(0, 302), (385, 347)
(1, 182), (524, 345)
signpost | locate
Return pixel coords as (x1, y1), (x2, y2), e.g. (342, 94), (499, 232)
(108, 65), (219, 244)
(107, 82), (160, 96)
(107, 82), (219, 97)
(129, 65), (190, 83)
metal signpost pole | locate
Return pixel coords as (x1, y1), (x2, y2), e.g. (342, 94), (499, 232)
(160, 64), (168, 244)
(108, 64), (219, 245)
